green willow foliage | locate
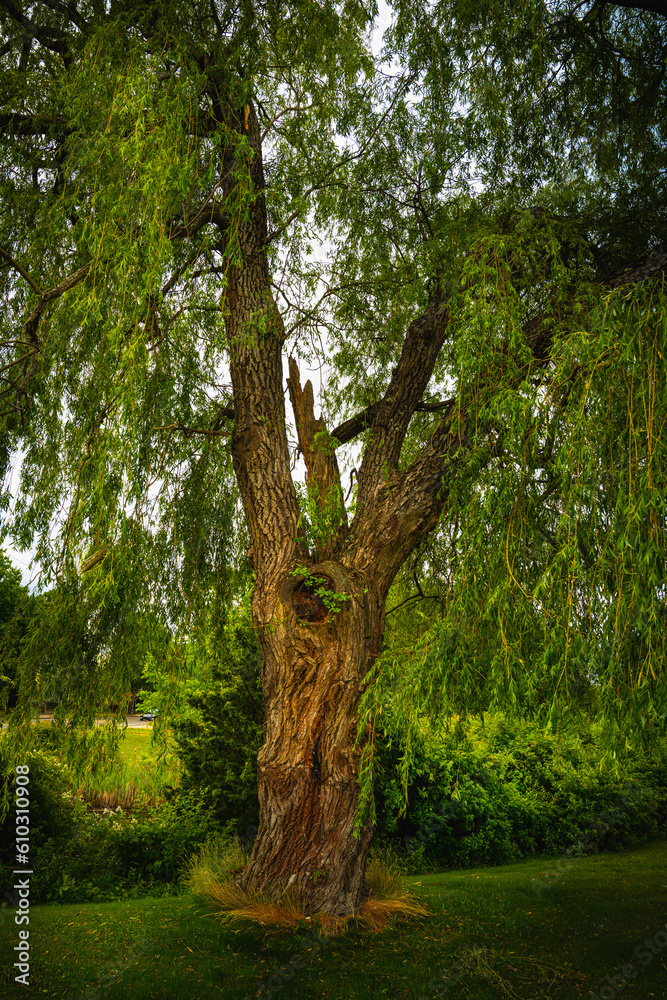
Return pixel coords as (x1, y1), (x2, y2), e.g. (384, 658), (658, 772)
(357, 254), (667, 821)
(0, 1), (665, 818)
(0, 0), (374, 777)
(347, 3), (667, 818)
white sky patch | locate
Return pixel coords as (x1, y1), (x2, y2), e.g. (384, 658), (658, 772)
(1, 450), (41, 589)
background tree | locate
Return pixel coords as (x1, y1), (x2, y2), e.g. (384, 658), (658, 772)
(0, 0), (665, 919)
(169, 588), (264, 842)
(0, 548), (32, 710)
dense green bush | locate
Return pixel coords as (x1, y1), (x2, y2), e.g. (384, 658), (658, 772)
(0, 733), (219, 904)
(103, 798), (219, 888)
(26, 798), (220, 903)
(372, 714), (667, 873)
(0, 742), (85, 875)
(168, 615), (263, 843)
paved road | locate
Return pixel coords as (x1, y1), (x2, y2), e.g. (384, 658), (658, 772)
(124, 715), (155, 728)
(54, 714), (153, 728)
(0, 714), (155, 729)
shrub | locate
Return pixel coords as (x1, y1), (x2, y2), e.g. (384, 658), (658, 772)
(14, 796), (221, 905)
(105, 798), (219, 886)
(372, 714), (667, 873)
(0, 741), (85, 878)
(0, 731), (221, 904)
(169, 619), (263, 843)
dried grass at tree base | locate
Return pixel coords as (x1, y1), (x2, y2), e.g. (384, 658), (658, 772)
(183, 838), (430, 936)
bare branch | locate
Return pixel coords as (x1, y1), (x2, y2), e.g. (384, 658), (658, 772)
(0, 0), (70, 54)
(386, 589), (440, 616)
(36, 0), (87, 32)
(526, 245), (667, 360)
(39, 259), (92, 303)
(0, 111), (70, 137)
(11, 261), (92, 417)
(161, 247), (207, 297)
(287, 358), (347, 559)
(342, 403), (469, 590)
(0, 247), (43, 295)
(331, 395), (455, 449)
(264, 179), (347, 245)
(605, 245), (667, 287)
(166, 159), (237, 242)
(331, 401), (383, 447)
(605, 0), (666, 16)
(152, 421), (230, 438)
(415, 399), (455, 412)
(353, 290), (450, 504)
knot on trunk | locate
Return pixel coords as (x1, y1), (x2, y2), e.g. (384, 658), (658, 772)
(291, 574), (335, 623)
(280, 561), (355, 626)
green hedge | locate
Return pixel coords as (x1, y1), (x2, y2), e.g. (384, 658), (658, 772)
(22, 798), (220, 903)
(372, 715), (667, 873)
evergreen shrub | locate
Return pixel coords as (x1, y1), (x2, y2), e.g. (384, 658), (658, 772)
(168, 620), (263, 844)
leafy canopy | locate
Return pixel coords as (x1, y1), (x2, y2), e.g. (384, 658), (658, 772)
(0, 0), (665, 772)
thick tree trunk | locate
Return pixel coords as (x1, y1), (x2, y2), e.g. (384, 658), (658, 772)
(240, 563), (384, 915)
(221, 99), (455, 918)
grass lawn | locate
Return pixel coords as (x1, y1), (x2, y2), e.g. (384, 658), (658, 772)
(1, 721), (180, 801)
(117, 727), (155, 759)
(115, 727), (180, 787)
(73, 726), (181, 808)
(1, 838), (665, 999)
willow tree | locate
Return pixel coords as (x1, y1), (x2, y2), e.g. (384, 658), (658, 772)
(1, 0), (666, 918)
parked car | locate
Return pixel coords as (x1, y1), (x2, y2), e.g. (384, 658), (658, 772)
(139, 711), (158, 721)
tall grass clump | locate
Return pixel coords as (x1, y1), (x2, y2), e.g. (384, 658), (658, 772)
(183, 837), (429, 936)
